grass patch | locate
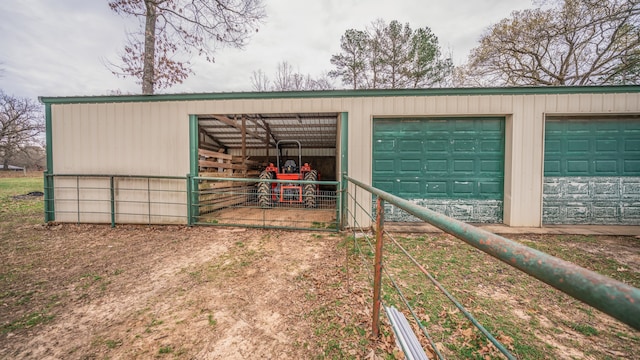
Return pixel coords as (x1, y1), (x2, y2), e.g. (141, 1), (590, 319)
(2, 311), (55, 334)
(570, 322), (599, 336)
(105, 338), (123, 349)
(0, 176), (44, 228)
(311, 221), (326, 229)
(208, 314), (217, 327)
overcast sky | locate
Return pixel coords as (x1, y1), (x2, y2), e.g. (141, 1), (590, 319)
(0, 0), (535, 100)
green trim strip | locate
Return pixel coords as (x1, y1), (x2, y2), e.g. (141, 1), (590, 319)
(39, 86), (640, 105)
(44, 104), (55, 222)
(189, 114), (199, 177)
(189, 114), (200, 222)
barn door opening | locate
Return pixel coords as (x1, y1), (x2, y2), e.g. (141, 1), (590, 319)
(190, 112), (341, 231)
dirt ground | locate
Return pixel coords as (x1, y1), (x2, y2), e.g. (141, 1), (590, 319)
(0, 224), (368, 359)
(1, 195), (639, 359)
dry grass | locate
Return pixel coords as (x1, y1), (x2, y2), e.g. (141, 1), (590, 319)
(359, 233), (640, 359)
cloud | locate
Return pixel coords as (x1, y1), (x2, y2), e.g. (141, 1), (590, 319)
(0, 0), (535, 99)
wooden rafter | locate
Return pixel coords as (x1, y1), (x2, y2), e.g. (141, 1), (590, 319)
(208, 115), (275, 146)
(198, 127), (224, 150)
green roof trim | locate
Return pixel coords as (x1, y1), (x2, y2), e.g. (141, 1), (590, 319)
(39, 86), (640, 105)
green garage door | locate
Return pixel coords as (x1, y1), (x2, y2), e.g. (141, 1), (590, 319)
(543, 118), (640, 224)
(373, 117), (505, 223)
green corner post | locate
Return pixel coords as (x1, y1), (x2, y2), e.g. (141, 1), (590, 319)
(43, 103), (55, 223)
(188, 114), (199, 225)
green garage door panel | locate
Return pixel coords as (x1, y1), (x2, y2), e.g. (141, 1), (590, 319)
(543, 118), (640, 225)
(373, 117), (505, 223)
(545, 120), (640, 177)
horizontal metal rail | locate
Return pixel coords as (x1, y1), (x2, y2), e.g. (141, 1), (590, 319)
(345, 175), (640, 331)
(45, 173), (186, 180)
(195, 176), (339, 186)
(191, 176), (340, 231)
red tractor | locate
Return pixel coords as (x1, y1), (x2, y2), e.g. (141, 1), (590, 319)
(258, 140), (318, 208)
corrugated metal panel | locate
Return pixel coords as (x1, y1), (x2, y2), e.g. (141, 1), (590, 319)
(50, 91), (640, 227)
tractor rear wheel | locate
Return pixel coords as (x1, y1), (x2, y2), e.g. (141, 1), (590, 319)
(258, 170), (273, 208)
(303, 170), (318, 208)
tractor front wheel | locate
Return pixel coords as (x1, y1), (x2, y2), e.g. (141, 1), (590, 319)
(303, 170), (318, 208)
(258, 170), (274, 208)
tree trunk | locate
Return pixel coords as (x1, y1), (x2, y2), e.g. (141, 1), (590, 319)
(142, 1), (157, 94)
(2, 149), (10, 170)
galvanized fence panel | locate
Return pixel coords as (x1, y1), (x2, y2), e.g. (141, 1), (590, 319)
(44, 174), (188, 226)
(344, 175), (640, 359)
(191, 176), (340, 231)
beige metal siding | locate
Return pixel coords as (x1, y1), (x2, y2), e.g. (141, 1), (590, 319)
(52, 103), (190, 176)
(50, 91), (640, 227)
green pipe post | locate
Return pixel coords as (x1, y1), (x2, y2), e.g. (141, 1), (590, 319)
(345, 175), (640, 331)
(186, 174), (193, 226)
(372, 197), (384, 338)
(110, 176), (115, 228)
(43, 103), (55, 222)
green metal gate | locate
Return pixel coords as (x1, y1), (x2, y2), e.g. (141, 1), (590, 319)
(543, 117), (640, 224)
(373, 117), (505, 223)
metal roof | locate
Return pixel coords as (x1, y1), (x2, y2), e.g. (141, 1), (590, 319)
(198, 112), (338, 150)
(40, 86), (640, 105)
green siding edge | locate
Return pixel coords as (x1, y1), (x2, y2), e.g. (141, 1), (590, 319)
(188, 114), (199, 224)
(189, 114), (199, 177)
(44, 103), (55, 222)
(39, 86), (640, 105)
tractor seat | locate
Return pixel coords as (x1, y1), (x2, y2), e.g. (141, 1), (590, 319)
(283, 160), (298, 173)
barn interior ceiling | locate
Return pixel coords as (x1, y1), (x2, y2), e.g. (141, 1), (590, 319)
(198, 113), (338, 150)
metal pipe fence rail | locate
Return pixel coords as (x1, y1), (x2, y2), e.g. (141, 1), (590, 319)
(189, 176), (340, 232)
(344, 188), (448, 359)
(343, 175), (640, 359)
(44, 174), (188, 226)
(43, 174), (340, 231)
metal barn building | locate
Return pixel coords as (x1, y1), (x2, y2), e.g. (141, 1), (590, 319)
(40, 86), (640, 228)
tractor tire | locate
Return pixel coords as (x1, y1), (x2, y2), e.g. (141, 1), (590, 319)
(258, 170), (274, 208)
(303, 170), (318, 208)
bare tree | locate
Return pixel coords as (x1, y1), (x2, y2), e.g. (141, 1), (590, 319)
(252, 61), (335, 91)
(109, 0), (266, 94)
(250, 69), (270, 91)
(9, 145), (45, 171)
(272, 61), (295, 91)
(465, 0), (640, 86)
(307, 73), (334, 90)
(0, 91), (44, 170)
